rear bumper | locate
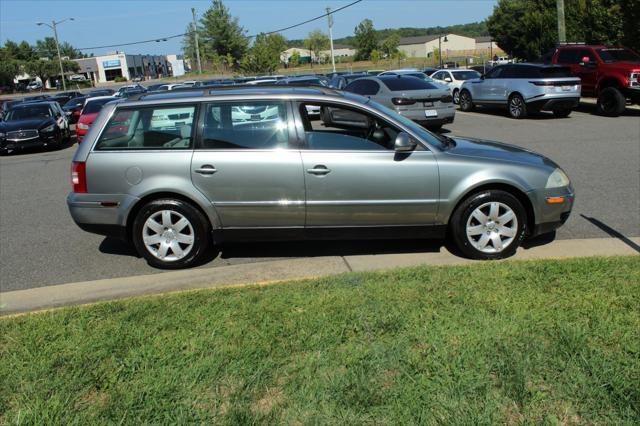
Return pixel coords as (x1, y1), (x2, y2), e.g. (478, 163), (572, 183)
(67, 192), (139, 239)
(527, 96), (580, 111)
(398, 105), (456, 123)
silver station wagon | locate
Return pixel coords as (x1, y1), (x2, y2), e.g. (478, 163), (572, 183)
(68, 87), (574, 268)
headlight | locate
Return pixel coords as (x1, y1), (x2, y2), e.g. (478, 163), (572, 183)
(77, 122), (89, 130)
(546, 168), (570, 188)
(41, 124), (56, 133)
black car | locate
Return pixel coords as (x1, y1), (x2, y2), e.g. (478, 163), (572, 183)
(63, 96), (88, 124)
(87, 89), (115, 97)
(0, 102), (69, 154)
(422, 67), (439, 76)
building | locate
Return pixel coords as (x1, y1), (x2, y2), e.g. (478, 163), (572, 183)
(398, 34), (477, 58)
(73, 52), (170, 83)
(320, 44), (355, 60)
(166, 54), (186, 77)
(475, 36), (499, 50)
(281, 44), (355, 64)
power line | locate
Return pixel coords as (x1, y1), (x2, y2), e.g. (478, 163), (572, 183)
(76, 0), (363, 51)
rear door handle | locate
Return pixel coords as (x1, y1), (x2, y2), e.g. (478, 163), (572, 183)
(307, 165), (331, 175)
(195, 165), (217, 175)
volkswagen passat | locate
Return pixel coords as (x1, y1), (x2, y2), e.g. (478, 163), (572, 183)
(68, 87), (573, 268)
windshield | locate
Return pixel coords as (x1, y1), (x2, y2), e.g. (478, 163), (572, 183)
(452, 70), (481, 80)
(596, 48), (640, 63)
(82, 98), (113, 114)
(5, 105), (51, 121)
(366, 99), (446, 149)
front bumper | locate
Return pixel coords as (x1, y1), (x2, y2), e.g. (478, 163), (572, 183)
(1, 134), (56, 151)
(527, 186), (575, 237)
(622, 86), (640, 104)
(67, 192), (140, 240)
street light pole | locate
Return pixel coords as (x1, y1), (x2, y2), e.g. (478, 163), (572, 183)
(326, 7), (336, 73)
(191, 8), (202, 74)
(37, 18), (74, 92)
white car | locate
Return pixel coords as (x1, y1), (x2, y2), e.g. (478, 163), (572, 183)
(430, 69), (482, 104)
(26, 80), (43, 91)
(69, 74), (87, 82)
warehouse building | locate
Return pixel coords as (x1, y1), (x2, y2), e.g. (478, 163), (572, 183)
(398, 34), (477, 58)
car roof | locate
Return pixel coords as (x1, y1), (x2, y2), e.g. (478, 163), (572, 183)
(85, 96), (116, 103)
(10, 101), (55, 108)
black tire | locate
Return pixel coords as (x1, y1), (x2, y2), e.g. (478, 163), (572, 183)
(452, 89), (460, 105)
(596, 87), (626, 117)
(552, 108), (572, 118)
(449, 190), (527, 260)
(132, 199), (211, 269)
(507, 93), (527, 119)
(459, 90), (474, 111)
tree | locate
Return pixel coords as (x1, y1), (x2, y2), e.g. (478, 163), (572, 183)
(241, 33), (287, 74)
(370, 49), (381, 64)
(200, 0), (248, 69)
(619, 0), (640, 51)
(353, 19), (377, 61)
(290, 49), (301, 67)
(380, 32), (400, 59)
(303, 29), (329, 66)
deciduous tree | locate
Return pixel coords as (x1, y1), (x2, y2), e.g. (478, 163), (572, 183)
(303, 30), (329, 66)
(353, 19), (377, 61)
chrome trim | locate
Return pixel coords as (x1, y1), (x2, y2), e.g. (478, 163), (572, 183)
(214, 200), (305, 206)
(307, 199), (437, 206)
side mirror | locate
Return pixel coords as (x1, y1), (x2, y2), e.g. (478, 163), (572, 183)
(394, 132), (416, 152)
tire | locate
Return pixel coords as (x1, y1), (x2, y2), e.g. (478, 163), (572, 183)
(459, 90), (474, 111)
(449, 190), (526, 260)
(452, 89), (460, 105)
(132, 199), (211, 269)
(596, 87), (626, 117)
(552, 108), (572, 118)
(508, 93), (527, 119)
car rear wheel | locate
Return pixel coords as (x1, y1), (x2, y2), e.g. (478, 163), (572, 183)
(459, 90), (474, 111)
(596, 87), (626, 117)
(552, 108), (572, 118)
(132, 199), (211, 269)
(452, 89), (460, 104)
(508, 94), (527, 119)
(450, 190), (526, 260)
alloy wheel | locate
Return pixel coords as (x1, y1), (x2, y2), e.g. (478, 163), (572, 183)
(509, 96), (523, 118)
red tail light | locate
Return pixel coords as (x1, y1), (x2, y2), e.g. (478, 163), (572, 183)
(71, 161), (87, 193)
(73, 110), (81, 116)
(391, 97), (416, 106)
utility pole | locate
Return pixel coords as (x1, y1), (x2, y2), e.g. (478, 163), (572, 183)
(326, 7), (336, 73)
(556, 0), (566, 44)
(191, 8), (202, 74)
(37, 18), (74, 91)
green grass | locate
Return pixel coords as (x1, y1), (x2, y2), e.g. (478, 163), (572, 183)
(1, 256), (639, 425)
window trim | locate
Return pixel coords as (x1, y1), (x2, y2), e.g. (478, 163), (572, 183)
(293, 99), (429, 153)
(93, 103), (199, 151)
(194, 99), (297, 152)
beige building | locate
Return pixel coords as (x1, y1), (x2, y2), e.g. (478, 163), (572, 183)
(281, 44), (355, 64)
(475, 36), (499, 50)
(398, 33), (478, 58)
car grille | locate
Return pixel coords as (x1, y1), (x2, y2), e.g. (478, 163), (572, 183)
(6, 130), (39, 140)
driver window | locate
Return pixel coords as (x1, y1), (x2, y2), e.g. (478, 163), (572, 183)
(299, 102), (400, 151)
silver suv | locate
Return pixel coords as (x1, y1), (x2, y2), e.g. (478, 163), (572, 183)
(68, 87), (574, 268)
(459, 64), (581, 118)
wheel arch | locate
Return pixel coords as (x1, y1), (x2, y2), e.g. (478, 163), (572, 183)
(597, 76), (624, 93)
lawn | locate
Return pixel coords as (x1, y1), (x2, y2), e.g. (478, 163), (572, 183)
(1, 256), (639, 424)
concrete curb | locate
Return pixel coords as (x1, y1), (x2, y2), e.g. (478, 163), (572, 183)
(1, 237), (638, 316)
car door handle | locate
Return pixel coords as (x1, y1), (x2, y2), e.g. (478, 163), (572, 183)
(195, 165), (217, 175)
(307, 165), (331, 175)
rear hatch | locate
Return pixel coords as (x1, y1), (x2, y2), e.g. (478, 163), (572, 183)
(527, 66), (581, 95)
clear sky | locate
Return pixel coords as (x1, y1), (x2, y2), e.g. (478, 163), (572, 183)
(0, 0), (497, 56)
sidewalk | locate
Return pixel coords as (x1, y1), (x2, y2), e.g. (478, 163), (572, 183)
(2, 237), (638, 315)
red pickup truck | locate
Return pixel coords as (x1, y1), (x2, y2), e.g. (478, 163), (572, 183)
(551, 44), (640, 116)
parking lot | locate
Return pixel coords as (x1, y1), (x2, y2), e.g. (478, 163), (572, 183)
(1, 103), (638, 292)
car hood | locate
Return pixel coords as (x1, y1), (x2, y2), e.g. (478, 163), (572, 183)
(0, 118), (53, 131)
(446, 137), (557, 168)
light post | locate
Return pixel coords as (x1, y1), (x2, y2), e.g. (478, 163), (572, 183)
(326, 7), (336, 73)
(36, 18), (74, 92)
(438, 34), (448, 69)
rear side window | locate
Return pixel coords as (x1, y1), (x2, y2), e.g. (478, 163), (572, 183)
(381, 77), (438, 91)
(200, 101), (289, 150)
(95, 105), (196, 150)
(503, 65), (539, 78)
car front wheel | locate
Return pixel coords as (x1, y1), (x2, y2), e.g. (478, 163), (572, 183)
(450, 190), (526, 260)
(596, 87), (626, 117)
(452, 89), (460, 104)
(132, 199), (211, 269)
(459, 90), (474, 111)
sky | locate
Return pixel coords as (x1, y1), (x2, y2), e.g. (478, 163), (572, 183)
(0, 0), (497, 56)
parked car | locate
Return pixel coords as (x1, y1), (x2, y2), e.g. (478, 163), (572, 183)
(131, 75), (144, 82)
(0, 101), (69, 154)
(458, 64), (581, 118)
(377, 69), (448, 89)
(329, 73), (367, 90)
(344, 75), (455, 130)
(50, 91), (83, 107)
(278, 75), (330, 87)
(115, 85), (147, 97)
(431, 69), (482, 103)
(550, 44), (640, 116)
(63, 96), (88, 124)
(87, 89), (115, 97)
(69, 74), (87, 82)
(67, 87), (574, 268)
(422, 67), (439, 76)
(75, 96), (117, 143)
(26, 80), (43, 91)
(469, 64), (494, 75)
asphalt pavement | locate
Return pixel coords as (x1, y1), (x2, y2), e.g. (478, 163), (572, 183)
(1, 103), (638, 292)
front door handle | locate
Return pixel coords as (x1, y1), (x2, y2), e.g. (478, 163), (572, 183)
(195, 165), (217, 175)
(306, 165), (331, 175)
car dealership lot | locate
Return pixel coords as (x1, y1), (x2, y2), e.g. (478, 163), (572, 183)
(1, 104), (638, 292)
